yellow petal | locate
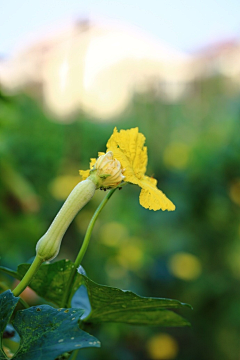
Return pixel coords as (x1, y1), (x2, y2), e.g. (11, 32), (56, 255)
(98, 152), (105, 157)
(90, 158), (97, 168)
(139, 176), (175, 211)
(107, 146), (137, 183)
(79, 157), (97, 181)
(107, 127), (147, 181)
(133, 134), (147, 178)
(79, 169), (90, 180)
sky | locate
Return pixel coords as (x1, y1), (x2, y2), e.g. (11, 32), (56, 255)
(1, 0), (240, 57)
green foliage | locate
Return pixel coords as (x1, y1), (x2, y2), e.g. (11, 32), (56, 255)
(1, 76), (240, 360)
(0, 291), (100, 360)
(1, 260), (190, 327)
(0, 291), (19, 359)
(73, 272), (190, 327)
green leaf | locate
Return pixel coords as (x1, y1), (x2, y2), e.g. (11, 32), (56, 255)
(14, 261), (191, 327)
(0, 290), (19, 359)
(12, 305), (100, 359)
(0, 266), (20, 280)
(16, 261), (73, 306)
(75, 275), (191, 327)
(0, 291), (100, 360)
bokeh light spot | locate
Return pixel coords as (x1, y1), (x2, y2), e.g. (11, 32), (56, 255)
(229, 179), (240, 206)
(168, 252), (202, 281)
(146, 333), (179, 359)
(226, 242), (240, 278)
(49, 175), (80, 200)
(117, 242), (144, 270)
(105, 257), (128, 280)
(163, 143), (189, 170)
(99, 222), (128, 246)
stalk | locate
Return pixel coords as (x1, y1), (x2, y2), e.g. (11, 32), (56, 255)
(12, 255), (43, 297)
(61, 187), (117, 307)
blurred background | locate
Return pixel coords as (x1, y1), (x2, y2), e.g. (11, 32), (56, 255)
(1, 1), (240, 359)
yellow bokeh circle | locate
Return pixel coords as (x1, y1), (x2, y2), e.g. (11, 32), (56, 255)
(168, 252), (202, 281)
(146, 333), (179, 359)
(163, 143), (189, 170)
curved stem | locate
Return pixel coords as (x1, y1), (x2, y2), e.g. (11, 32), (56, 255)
(70, 349), (79, 360)
(61, 187), (117, 307)
(0, 282), (29, 308)
(12, 255), (43, 297)
(74, 188), (116, 267)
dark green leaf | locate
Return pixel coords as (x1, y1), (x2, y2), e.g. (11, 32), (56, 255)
(0, 266), (20, 280)
(16, 261), (73, 306)
(0, 291), (19, 359)
(0, 290), (100, 360)
(76, 275), (191, 327)
(12, 305), (100, 359)
(15, 261), (191, 327)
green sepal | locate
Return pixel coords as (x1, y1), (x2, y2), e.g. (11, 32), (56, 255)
(99, 174), (111, 179)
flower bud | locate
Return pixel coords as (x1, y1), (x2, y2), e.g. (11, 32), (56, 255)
(89, 151), (125, 189)
(36, 178), (96, 261)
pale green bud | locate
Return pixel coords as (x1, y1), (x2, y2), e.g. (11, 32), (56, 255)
(36, 178), (96, 261)
(89, 151), (125, 189)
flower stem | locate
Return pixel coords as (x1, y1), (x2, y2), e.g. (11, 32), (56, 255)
(61, 187), (117, 307)
(70, 349), (79, 360)
(1, 282), (29, 308)
(12, 255), (43, 297)
(74, 188), (116, 267)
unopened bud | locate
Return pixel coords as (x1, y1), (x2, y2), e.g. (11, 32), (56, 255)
(89, 151), (125, 189)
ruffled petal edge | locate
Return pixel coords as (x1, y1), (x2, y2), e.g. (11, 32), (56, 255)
(139, 176), (175, 211)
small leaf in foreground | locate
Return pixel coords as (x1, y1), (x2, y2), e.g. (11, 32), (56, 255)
(12, 305), (100, 360)
(0, 290), (19, 359)
(0, 290), (100, 360)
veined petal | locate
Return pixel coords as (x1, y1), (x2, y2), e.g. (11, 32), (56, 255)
(107, 127), (147, 181)
(133, 135), (147, 178)
(139, 176), (175, 211)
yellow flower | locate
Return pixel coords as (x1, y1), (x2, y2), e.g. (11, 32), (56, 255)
(80, 127), (175, 211)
